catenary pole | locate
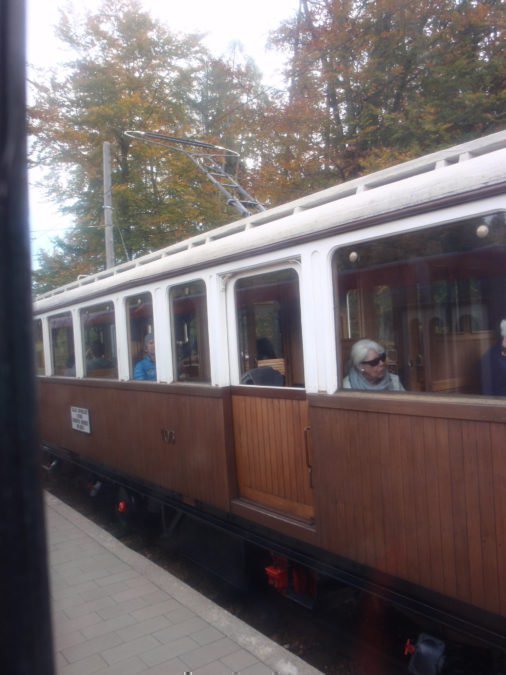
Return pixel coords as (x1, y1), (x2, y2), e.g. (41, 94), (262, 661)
(103, 141), (114, 268)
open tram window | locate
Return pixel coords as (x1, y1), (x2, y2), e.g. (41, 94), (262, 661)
(48, 312), (75, 376)
(334, 212), (506, 395)
(33, 318), (45, 375)
(80, 302), (118, 379)
(126, 292), (153, 379)
(235, 268), (304, 387)
(170, 280), (210, 383)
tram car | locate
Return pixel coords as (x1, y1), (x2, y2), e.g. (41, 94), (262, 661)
(35, 131), (506, 669)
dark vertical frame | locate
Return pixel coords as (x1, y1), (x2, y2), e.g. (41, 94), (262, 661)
(0, 0), (54, 672)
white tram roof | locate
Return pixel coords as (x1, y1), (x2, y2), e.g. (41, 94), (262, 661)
(34, 130), (506, 313)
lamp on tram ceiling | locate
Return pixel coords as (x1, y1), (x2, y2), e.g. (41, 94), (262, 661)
(475, 223), (489, 238)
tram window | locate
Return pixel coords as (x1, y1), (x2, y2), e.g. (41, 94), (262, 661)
(170, 280), (210, 383)
(334, 212), (506, 395)
(33, 319), (45, 375)
(235, 268), (304, 387)
(48, 312), (75, 376)
(80, 302), (118, 378)
(126, 292), (153, 379)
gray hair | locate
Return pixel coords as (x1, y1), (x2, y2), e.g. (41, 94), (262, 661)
(501, 319), (506, 338)
(350, 339), (385, 367)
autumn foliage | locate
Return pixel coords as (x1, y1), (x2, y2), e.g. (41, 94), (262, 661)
(30, 0), (505, 293)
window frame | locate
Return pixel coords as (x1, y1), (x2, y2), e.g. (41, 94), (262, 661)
(228, 264), (305, 388)
(332, 211), (506, 397)
(169, 278), (211, 384)
(33, 318), (45, 376)
(48, 311), (75, 377)
(125, 291), (154, 381)
(79, 300), (118, 379)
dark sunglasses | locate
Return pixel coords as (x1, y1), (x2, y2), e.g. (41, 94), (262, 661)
(361, 352), (386, 367)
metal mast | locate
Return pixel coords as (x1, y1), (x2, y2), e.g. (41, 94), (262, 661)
(125, 131), (265, 218)
(103, 141), (114, 268)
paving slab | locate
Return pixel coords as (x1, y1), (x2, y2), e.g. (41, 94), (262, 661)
(46, 494), (322, 675)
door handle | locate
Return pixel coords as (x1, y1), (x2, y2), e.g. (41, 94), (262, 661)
(304, 426), (313, 488)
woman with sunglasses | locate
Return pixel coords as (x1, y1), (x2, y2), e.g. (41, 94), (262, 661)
(343, 339), (405, 391)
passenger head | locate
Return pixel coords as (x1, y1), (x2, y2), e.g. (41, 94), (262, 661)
(144, 333), (155, 355)
(500, 319), (506, 347)
(350, 339), (384, 367)
(256, 337), (276, 360)
(351, 339), (387, 384)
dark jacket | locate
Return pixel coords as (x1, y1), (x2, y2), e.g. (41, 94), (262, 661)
(481, 343), (506, 396)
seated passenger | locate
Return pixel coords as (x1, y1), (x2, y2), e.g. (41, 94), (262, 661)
(343, 339), (405, 391)
(481, 319), (506, 396)
(241, 366), (284, 386)
(86, 341), (112, 372)
(253, 336), (285, 383)
(64, 355), (76, 377)
(133, 333), (156, 381)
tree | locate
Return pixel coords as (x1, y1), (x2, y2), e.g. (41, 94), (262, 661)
(263, 0), (505, 197)
(32, 0), (504, 293)
(30, 0), (273, 292)
(192, 48), (281, 207)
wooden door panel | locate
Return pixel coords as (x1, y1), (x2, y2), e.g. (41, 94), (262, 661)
(232, 393), (314, 521)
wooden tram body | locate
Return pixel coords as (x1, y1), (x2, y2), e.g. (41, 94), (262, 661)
(35, 132), (506, 652)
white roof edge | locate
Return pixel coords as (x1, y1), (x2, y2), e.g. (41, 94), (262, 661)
(35, 131), (506, 302)
(34, 146), (506, 314)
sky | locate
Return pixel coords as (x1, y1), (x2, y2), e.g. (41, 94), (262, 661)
(27, 0), (300, 266)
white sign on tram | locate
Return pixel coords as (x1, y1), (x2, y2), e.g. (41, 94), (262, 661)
(70, 406), (91, 434)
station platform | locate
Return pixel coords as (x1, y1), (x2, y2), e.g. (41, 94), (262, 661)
(46, 493), (322, 675)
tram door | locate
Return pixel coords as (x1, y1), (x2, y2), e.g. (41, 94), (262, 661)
(228, 269), (314, 523)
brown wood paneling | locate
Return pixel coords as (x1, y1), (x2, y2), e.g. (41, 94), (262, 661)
(462, 421), (487, 610)
(37, 379), (234, 512)
(231, 393), (313, 521)
(397, 414), (420, 586)
(447, 420), (472, 604)
(434, 419), (457, 598)
(309, 393), (506, 619)
(410, 416), (432, 591)
(423, 418), (446, 593)
(309, 391), (506, 423)
(473, 423), (500, 615)
(491, 422), (506, 615)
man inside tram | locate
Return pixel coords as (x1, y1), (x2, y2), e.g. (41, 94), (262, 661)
(86, 340), (112, 373)
(133, 333), (156, 381)
(481, 318), (506, 396)
(343, 339), (405, 391)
